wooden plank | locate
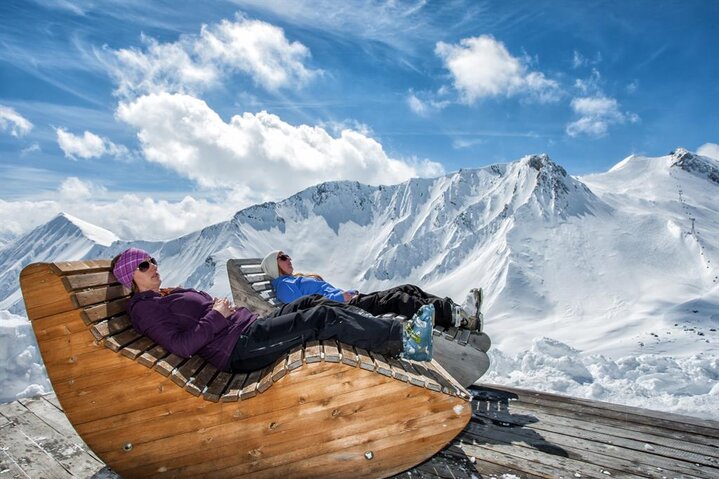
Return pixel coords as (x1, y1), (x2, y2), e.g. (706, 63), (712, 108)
(356, 347), (375, 370)
(251, 281), (272, 292)
(460, 420), (699, 479)
(400, 360), (427, 388)
(72, 285), (129, 307)
(256, 365), (276, 393)
(171, 356), (207, 387)
(240, 369), (263, 400)
(287, 345), (303, 370)
(322, 340), (341, 363)
(104, 328), (141, 352)
(119, 336), (156, 360)
(490, 383), (719, 436)
(51, 260), (111, 275)
(304, 340), (322, 363)
(184, 363), (219, 396)
(81, 297), (129, 324)
(20, 263), (78, 320)
(409, 362), (442, 392)
(387, 356), (410, 383)
(0, 401), (103, 478)
(154, 354), (187, 376)
(203, 371), (234, 402)
(339, 342), (358, 367)
(62, 271), (117, 290)
(137, 344), (169, 368)
(89, 314), (132, 340)
(485, 397), (719, 467)
(271, 356), (288, 382)
(220, 373), (248, 402)
(369, 352), (393, 377)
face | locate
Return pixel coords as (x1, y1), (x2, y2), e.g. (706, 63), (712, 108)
(277, 251), (293, 275)
(132, 257), (162, 292)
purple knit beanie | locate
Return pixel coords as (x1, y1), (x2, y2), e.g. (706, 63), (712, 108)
(113, 248), (152, 288)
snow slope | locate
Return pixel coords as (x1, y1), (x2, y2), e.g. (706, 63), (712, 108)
(0, 150), (717, 418)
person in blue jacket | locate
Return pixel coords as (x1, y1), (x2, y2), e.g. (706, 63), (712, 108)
(261, 250), (482, 331)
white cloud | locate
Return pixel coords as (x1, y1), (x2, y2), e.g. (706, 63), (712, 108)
(697, 143), (719, 160)
(0, 105), (33, 137)
(116, 92), (443, 201)
(406, 91), (449, 117)
(20, 143), (41, 156)
(107, 15), (318, 97)
(435, 35), (560, 104)
(58, 177), (107, 200)
(56, 128), (129, 160)
(566, 96), (639, 138)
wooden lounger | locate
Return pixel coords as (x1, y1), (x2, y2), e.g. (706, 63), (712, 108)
(19, 260), (472, 479)
(227, 258), (491, 388)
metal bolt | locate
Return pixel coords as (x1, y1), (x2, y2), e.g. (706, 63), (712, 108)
(364, 451), (374, 460)
(123, 443), (133, 452)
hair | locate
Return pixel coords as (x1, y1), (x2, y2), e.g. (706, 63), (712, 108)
(110, 252), (174, 296)
(293, 272), (324, 280)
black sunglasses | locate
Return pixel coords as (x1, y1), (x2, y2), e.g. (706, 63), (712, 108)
(137, 258), (157, 272)
(277, 254), (291, 261)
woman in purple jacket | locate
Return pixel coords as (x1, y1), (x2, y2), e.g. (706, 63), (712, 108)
(112, 248), (434, 374)
(261, 250), (483, 332)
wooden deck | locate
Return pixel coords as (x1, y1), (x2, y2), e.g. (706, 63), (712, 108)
(2, 385), (718, 479)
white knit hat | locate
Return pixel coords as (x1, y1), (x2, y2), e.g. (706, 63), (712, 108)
(261, 250), (282, 279)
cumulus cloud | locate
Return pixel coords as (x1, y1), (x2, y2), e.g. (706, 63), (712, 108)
(566, 96), (639, 138)
(116, 92), (443, 201)
(0, 105), (33, 137)
(697, 143), (719, 160)
(56, 128), (129, 160)
(107, 15), (318, 97)
(435, 35), (560, 104)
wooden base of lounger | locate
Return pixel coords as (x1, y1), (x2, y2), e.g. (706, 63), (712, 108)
(19, 261), (471, 479)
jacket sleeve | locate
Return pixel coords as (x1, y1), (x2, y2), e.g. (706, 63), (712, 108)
(273, 276), (346, 303)
(131, 300), (228, 358)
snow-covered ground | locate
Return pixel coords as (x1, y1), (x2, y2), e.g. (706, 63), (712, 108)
(1, 149), (717, 420)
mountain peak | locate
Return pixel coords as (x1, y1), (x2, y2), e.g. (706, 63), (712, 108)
(670, 147), (719, 185)
(50, 212), (120, 246)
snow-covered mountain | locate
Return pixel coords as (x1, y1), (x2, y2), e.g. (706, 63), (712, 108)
(1, 149), (717, 416)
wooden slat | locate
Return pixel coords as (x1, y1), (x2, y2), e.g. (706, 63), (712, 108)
(119, 336), (156, 360)
(220, 373), (248, 402)
(257, 365), (275, 393)
(239, 369), (262, 400)
(72, 285), (129, 307)
(137, 344), (169, 368)
(323, 340), (341, 363)
(287, 345), (304, 370)
(239, 265), (263, 274)
(171, 356), (207, 387)
(339, 342), (359, 367)
(62, 271), (118, 291)
(401, 360), (427, 388)
(89, 314), (132, 340)
(51, 260), (111, 275)
(203, 371), (234, 402)
(369, 352), (392, 377)
(154, 354), (187, 377)
(387, 356), (410, 383)
(304, 340), (322, 363)
(81, 297), (129, 324)
(356, 347), (375, 370)
(410, 362), (442, 392)
(271, 356), (288, 381)
(185, 363), (219, 396)
(104, 328), (141, 352)
(251, 281), (272, 292)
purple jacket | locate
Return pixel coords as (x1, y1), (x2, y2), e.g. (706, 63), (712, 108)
(127, 288), (258, 371)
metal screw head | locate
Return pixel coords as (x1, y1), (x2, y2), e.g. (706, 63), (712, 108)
(123, 443), (133, 452)
(364, 451), (374, 460)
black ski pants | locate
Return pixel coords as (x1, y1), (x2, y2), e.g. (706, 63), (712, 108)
(347, 284), (455, 328)
(228, 295), (403, 373)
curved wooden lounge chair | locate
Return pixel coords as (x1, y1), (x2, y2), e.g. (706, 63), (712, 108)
(19, 260), (472, 479)
(227, 259), (491, 388)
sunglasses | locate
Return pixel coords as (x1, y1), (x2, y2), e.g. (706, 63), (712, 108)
(137, 258), (157, 272)
(277, 254), (291, 261)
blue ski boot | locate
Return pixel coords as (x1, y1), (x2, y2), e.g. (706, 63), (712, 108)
(401, 304), (434, 361)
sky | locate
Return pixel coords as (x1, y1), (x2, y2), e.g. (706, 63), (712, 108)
(0, 0), (717, 241)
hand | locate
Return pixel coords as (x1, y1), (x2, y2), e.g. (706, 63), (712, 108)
(213, 297), (235, 318)
(342, 291), (357, 303)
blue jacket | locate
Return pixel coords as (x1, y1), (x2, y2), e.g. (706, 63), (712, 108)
(272, 275), (352, 304)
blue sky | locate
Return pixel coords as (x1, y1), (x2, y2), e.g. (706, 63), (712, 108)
(0, 0), (717, 240)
